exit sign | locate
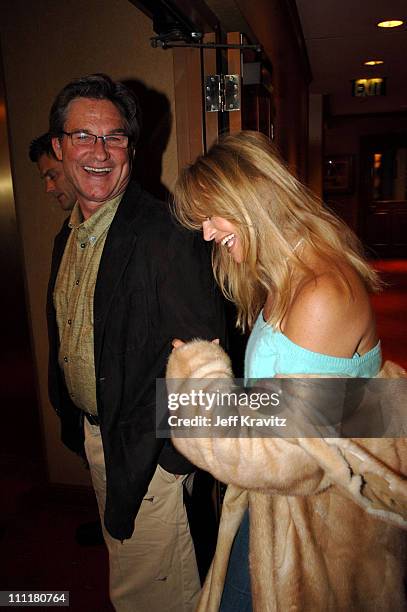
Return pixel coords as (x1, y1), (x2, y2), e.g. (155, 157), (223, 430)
(352, 78), (386, 97)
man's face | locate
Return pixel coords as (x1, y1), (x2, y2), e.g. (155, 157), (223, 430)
(37, 154), (77, 211)
(52, 98), (131, 215)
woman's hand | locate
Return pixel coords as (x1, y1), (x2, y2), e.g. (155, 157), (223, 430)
(172, 338), (220, 350)
(172, 339), (185, 350)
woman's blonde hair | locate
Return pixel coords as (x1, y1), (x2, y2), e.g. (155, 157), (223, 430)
(173, 131), (380, 332)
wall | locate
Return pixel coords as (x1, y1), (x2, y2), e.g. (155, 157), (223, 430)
(308, 93), (323, 197)
(1, 0), (179, 485)
(324, 113), (407, 233)
(235, 0), (310, 180)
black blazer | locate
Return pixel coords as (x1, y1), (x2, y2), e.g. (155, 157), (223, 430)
(47, 181), (226, 540)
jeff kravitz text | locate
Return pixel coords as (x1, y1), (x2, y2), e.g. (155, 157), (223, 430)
(168, 414), (287, 427)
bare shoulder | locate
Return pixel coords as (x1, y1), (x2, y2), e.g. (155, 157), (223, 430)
(282, 264), (376, 357)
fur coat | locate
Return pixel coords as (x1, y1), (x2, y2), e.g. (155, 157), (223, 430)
(166, 340), (407, 612)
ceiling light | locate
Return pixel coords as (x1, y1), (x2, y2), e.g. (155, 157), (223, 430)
(377, 20), (404, 28)
(364, 60), (384, 66)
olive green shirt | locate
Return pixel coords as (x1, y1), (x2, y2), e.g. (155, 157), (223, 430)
(54, 195), (122, 415)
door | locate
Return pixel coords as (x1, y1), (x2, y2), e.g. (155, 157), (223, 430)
(360, 134), (407, 258)
(173, 31), (275, 166)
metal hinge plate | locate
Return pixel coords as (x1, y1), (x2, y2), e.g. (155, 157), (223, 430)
(205, 75), (241, 112)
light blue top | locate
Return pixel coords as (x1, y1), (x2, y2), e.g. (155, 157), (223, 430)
(245, 311), (382, 380)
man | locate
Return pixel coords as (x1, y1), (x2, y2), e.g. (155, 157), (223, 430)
(29, 132), (76, 211)
(47, 73), (225, 612)
(29, 132), (104, 547)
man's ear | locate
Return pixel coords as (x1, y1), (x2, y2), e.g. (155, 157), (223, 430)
(52, 136), (63, 161)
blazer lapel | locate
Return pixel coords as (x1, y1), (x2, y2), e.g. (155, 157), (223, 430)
(93, 181), (144, 369)
(49, 220), (71, 293)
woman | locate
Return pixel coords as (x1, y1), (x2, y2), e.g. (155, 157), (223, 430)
(167, 131), (407, 611)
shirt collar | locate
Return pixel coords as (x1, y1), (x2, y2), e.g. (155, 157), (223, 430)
(68, 194), (123, 243)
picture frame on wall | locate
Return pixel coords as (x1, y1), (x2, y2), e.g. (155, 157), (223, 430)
(323, 155), (354, 194)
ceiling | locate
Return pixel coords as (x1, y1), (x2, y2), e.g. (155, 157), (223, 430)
(295, 0), (407, 114)
(205, 0), (407, 115)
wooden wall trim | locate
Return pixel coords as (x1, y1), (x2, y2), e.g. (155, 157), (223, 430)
(227, 32), (243, 134)
(173, 47), (204, 170)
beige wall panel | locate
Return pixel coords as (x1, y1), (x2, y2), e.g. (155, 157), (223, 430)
(235, 0), (309, 178)
(1, 0), (178, 484)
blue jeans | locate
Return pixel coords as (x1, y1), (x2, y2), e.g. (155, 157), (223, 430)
(220, 509), (252, 612)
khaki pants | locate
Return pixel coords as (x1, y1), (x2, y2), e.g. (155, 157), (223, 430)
(84, 420), (200, 612)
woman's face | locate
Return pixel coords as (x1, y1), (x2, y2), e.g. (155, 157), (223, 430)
(202, 217), (244, 263)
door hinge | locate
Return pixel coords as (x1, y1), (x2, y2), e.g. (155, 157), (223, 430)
(205, 75), (241, 112)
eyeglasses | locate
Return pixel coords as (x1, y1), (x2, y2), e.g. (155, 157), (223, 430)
(62, 130), (129, 149)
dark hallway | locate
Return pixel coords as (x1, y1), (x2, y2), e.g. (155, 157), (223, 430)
(372, 260), (407, 370)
